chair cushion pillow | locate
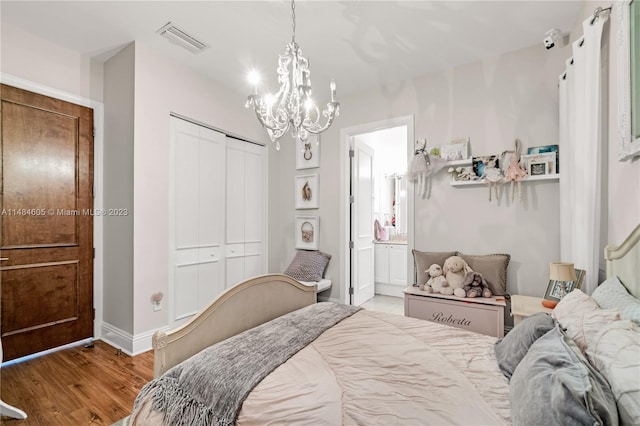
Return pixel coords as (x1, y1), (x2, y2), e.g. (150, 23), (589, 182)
(284, 250), (331, 282)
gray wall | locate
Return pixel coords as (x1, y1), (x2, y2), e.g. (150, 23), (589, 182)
(269, 43), (569, 304)
(103, 43), (135, 333)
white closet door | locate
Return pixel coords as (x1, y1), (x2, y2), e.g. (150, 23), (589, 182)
(170, 118), (225, 326)
(225, 137), (266, 287)
(352, 141), (375, 306)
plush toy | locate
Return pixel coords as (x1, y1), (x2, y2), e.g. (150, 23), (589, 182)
(501, 139), (527, 204)
(425, 264), (449, 294)
(462, 271), (492, 298)
(481, 159), (503, 202)
(443, 256), (473, 298)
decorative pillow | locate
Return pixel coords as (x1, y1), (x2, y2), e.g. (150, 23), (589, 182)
(510, 326), (618, 426)
(585, 320), (640, 426)
(284, 250), (331, 282)
(591, 276), (640, 325)
(457, 253), (510, 295)
(553, 289), (620, 351)
(494, 312), (554, 379)
(412, 250), (456, 287)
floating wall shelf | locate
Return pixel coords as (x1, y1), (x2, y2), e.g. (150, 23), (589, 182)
(450, 173), (560, 187)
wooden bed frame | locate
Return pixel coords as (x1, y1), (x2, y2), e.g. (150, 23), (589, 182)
(153, 274), (316, 377)
(153, 224), (640, 377)
(605, 223), (640, 299)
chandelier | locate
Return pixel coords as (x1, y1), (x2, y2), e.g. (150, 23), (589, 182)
(245, 0), (340, 150)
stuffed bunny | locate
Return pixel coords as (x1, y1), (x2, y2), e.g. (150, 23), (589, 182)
(443, 256), (473, 298)
(424, 264), (449, 294)
(463, 271), (492, 298)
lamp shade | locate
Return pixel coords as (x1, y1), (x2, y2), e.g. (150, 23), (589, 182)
(549, 262), (577, 282)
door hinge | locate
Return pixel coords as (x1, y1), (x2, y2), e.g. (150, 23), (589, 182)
(93, 308), (96, 320)
(92, 186), (96, 198)
(349, 241), (354, 249)
(349, 149), (354, 158)
(93, 127), (96, 137)
(93, 248), (96, 259)
(349, 195), (354, 204)
(349, 287), (354, 295)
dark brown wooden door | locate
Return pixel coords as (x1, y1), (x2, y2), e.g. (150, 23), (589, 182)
(0, 84), (94, 361)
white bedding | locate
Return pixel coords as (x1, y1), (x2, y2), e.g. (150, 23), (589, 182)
(133, 310), (510, 425)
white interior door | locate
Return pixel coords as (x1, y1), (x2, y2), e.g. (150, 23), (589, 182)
(225, 137), (266, 287)
(352, 140), (375, 306)
(170, 118), (226, 326)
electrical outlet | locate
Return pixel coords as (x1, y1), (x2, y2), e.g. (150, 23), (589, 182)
(153, 301), (162, 312)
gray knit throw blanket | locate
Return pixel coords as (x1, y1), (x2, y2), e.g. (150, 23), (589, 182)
(132, 302), (361, 426)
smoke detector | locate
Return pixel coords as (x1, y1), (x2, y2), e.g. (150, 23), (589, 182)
(156, 22), (208, 54)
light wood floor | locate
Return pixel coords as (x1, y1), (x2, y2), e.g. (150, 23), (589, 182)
(0, 340), (153, 425)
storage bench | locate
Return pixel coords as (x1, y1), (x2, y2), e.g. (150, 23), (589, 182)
(403, 287), (506, 337)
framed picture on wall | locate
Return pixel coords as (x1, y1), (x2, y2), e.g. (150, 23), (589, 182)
(296, 135), (320, 169)
(295, 215), (319, 250)
(295, 174), (319, 209)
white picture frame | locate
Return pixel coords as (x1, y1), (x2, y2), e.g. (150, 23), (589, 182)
(440, 137), (470, 161)
(295, 135), (320, 169)
(521, 152), (556, 175)
(295, 174), (319, 209)
(295, 215), (319, 250)
(617, 0), (640, 161)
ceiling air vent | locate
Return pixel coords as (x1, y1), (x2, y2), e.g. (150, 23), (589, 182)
(156, 22), (208, 54)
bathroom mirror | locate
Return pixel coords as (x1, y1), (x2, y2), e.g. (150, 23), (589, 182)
(617, 0), (640, 160)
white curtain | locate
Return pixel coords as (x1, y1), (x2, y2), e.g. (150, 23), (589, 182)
(558, 13), (608, 294)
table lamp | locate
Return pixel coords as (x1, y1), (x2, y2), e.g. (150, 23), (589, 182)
(549, 262), (577, 299)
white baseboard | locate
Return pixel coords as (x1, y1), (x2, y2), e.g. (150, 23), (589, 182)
(318, 295), (341, 303)
(375, 283), (405, 298)
(100, 322), (168, 356)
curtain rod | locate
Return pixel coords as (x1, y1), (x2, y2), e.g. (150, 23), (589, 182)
(590, 5), (612, 25)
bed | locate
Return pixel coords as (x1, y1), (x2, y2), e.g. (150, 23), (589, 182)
(131, 225), (640, 425)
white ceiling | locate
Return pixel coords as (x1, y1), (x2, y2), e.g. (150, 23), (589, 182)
(1, 1), (584, 97)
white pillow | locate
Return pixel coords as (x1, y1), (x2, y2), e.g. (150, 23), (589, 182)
(585, 320), (640, 426)
(592, 277), (640, 325)
(552, 289), (620, 351)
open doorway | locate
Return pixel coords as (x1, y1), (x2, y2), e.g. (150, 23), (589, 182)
(340, 116), (414, 307)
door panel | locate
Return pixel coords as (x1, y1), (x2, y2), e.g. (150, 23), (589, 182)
(169, 118), (226, 327)
(352, 141), (375, 306)
(1, 84), (94, 360)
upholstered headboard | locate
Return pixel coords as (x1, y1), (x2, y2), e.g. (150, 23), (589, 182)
(604, 224), (640, 299)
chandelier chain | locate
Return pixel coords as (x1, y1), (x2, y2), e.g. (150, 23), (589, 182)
(291, 0), (296, 43)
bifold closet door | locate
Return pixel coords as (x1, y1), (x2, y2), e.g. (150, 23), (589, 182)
(170, 118), (226, 324)
(225, 137), (266, 287)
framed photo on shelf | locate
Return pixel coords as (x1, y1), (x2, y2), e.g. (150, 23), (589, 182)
(295, 174), (319, 209)
(295, 215), (319, 250)
(543, 268), (585, 301)
(472, 155), (499, 178)
(440, 138), (470, 161)
(521, 152), (556, 175)
(296, 135), (320, 170)
(527, 145), (559, 172)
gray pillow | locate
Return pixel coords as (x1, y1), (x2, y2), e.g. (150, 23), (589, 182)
(592, 276), (640, 325)
(412, 250), (456, 287)
(284, 250), (331, 282)
(510, 325), (618, 426)
(494, 313), (554, 379)
(457, 253), (510, 295)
